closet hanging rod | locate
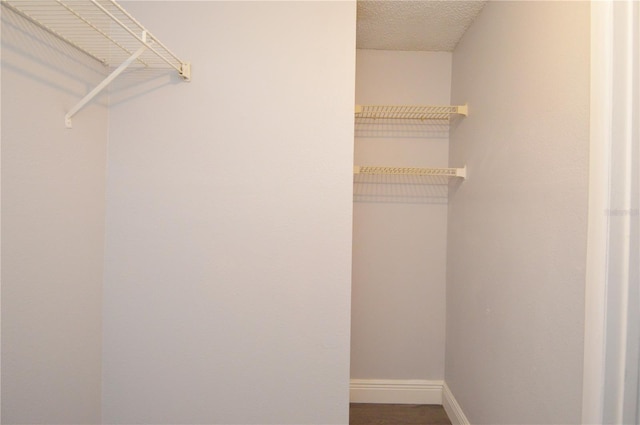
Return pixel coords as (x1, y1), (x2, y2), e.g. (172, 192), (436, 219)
(355, 104), (468, 120)
(1, 0), (191, 128)
(354, 166), (467, 179)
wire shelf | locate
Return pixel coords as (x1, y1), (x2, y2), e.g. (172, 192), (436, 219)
(2, 0), (191, 127)
(353, 166), (466, 179)
(355, 104), (468, 120)
(1, 0), (190, 78)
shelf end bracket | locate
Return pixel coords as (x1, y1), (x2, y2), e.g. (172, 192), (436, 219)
(456, 104), (469, 117)
(179, 62), (191, 81)
(456, 165), (467, 179)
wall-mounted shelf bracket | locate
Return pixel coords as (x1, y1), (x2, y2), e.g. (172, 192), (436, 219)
(179, 62), (191, 81)
(65, 43), (147, 128)
(354, 165), (467, 179)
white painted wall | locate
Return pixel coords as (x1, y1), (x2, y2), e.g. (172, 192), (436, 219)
(1, 7), (108, 424)
(103, 2), (355, 424)
(445, 2), (590, 424)
(351, 50), (450, 380)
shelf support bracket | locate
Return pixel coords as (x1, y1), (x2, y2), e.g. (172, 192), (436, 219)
(65, 44), (148, 128)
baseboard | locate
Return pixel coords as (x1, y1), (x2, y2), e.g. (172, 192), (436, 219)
(349, 379), (443, 404)
(442, 382), (470, 425)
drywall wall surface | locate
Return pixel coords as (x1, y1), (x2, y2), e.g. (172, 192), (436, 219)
(103, 2), (355, 424)
(1, 8), (107, 424)
(351, 50), (451, 380)
(446, 2), (589, 424)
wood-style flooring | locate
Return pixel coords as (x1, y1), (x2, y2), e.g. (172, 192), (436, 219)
(349, 403), (452, 425)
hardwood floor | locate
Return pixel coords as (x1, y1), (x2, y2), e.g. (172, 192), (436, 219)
(349, 403), (452, 425)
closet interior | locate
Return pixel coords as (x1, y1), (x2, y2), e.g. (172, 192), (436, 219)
(350, 2), (591, 423)
(350, 49), (465, 401)
(1, 1), (594, 424)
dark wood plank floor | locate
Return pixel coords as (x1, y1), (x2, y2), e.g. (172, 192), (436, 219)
(349, 403), (452, 425)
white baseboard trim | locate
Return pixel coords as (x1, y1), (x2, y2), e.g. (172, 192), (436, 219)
(350, 379), (443, 404)
(443, 382), (470, 425)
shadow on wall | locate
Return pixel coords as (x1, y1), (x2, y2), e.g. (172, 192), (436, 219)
(1, 8), (107, 99)
(355, 118), (450, 139)
(107, 67), (184, 107)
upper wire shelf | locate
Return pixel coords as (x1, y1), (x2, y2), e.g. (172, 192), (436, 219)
(355, 104), (468, 121)
(1, 0), (190, 78)
(354, 166), (466, 179)
(2, 0), (191, 127)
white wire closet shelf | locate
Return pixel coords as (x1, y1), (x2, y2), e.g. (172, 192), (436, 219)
(1, 0), (191, 127)
(354, 166), (467, 179)
(355, 104), (468, 120)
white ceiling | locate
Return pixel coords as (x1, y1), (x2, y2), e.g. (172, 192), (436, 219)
(357, 1), (488, 52)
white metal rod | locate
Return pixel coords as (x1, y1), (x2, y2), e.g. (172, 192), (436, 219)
(65, 44), (147, 128)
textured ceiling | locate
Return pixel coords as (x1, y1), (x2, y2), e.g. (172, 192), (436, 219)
(357, 1), (488, 52)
